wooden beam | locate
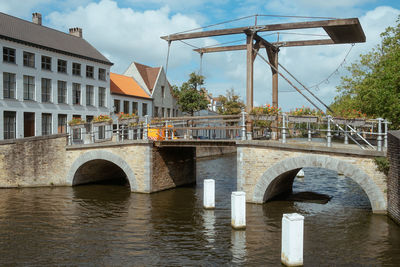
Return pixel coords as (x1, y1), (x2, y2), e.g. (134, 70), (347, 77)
(246, 33), (254, 113)
(161, 18), (363, 42)
(194, 39), (335, 53)
(266, 47), (279, 108)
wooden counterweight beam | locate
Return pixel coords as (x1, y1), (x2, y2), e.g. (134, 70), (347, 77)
(193, 39), (335, 53)
(161, 18), (365, 43)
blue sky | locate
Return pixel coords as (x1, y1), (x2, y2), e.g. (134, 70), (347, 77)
(1, 0), (399, 111)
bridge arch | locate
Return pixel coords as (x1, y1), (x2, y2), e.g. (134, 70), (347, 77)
(252, 154), (386, 213)
(66, 150), (137, 191)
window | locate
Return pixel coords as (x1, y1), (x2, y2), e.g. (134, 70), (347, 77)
(123, 101), (129, 114)
(23, 75), (35, 100)
(98, 68), (106, 81)
(58, 114), (67, 134)
(86, 65), (94, 78)
(41, 56), (51, 71)
(161, 107), (165, 118)
(41, 78), (51, 102)
(167, 108), (171, 117)
(86, 85), (94, 106)
(72, 83), (81, 105)
(114, 99), (120, 113)
(132, 102), (138, 115)
(142, 103), (148, 116)
(57, 59), (67, 73)
(42, 113), (52, 136)
(72, 63), (81, 76)
(98, 126), (105, 139)
(3, 47), (15, 63)
(3, 72), (16, 99)
(161, 86), (165, 98)
(4, 111), (16, 139)
(98, 87), (106, 107)
(23, 52), (35, 67)
(86, 116), (93, 133)
(154, 106), (159, 117)
(57, 80), (67, 104)
(72, 115), (81, 140)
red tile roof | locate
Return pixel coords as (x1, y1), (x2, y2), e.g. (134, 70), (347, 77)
(110, 73), (151, 99)
(134, 62), (160, 93)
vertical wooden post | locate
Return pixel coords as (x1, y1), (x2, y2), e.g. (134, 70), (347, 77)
(272, 51), (279, 108)
(266, 47), (279, 139)
(246, 34), (254, 113)
(246, 34), (254, 139)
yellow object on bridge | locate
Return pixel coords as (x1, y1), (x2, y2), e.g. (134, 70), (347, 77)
(147, 125), (178, 141)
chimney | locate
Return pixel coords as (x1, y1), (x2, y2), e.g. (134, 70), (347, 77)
(69, 27), (83, 38)
(32, 13), (42, 25)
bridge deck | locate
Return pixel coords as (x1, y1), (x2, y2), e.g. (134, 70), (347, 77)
(66, 138), (385, 157)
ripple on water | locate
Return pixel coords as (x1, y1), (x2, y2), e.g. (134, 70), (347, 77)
(0, 155), (399, 266)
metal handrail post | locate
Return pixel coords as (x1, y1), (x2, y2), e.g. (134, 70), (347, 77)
(344, 124), (348, 145)
(327, 115), (332, 147)
(143, 115), (148, 140)
(384, 119), (388, 148)
(307, 122), (311, 142)
(282, 114), (287, 144)
(241, 108), (246, 140)
(377, 118), (383, 151)
(165, 120), (169, 140)
(67, 125), (72, 145)
(116, 120), (120, 142)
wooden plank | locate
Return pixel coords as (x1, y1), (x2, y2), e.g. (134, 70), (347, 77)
(194, 39), (335, 53)
(161, 18), (363, 42)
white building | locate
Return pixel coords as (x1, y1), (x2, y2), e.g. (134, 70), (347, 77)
(0, 12), (112, 140)
(123, 62), (179, 117)
(110, 72), (152, 117)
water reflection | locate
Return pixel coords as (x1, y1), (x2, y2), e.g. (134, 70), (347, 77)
(202, 210), (216, 247)
(0, 155), (399, 266)
(231, 230), (247, 264)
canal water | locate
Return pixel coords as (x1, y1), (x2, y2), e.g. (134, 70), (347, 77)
(0, 154), (399, 266)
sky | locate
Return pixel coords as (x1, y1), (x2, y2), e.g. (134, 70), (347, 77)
(1, 0), (399, 111)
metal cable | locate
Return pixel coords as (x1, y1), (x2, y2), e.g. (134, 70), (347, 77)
(253, 48), (323, 112)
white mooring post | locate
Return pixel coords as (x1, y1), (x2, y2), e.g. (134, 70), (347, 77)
(231, 191), (246, 230)
(281, 213), (304, 266)
(203, 179), (215, 209)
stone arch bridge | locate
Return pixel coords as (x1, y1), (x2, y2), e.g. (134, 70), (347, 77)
(0, 135), (387, 214)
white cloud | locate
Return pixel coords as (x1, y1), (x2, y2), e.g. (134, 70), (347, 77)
(15, 1), (398, 112)
(46, 0), (204, 73)
(0, 0), (51, 17)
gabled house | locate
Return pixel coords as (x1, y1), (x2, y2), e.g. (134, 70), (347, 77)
(110, 72), (152, 117)
(123, 62), (179, 118)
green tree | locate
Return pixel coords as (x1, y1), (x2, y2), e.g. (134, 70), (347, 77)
(330, 15), (400, 128)
(217, 88), (245, 115)
(175, 72), (209, 116)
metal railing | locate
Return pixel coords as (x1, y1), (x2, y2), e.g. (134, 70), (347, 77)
(67, 112), (389, 151)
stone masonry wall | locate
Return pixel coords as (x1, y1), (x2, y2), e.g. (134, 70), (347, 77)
(151, 147), (196, 192)
(388, 131), (400, 224)
(237, 145), (387, 212)
(196, 146), (236, 158)
(0, 134), (68, 187)
(66, 142), (152, 192)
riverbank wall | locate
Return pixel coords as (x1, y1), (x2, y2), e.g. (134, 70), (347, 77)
(196, 147), (236, 158)
(388, 131), (400, 224)
(0, 134), (68, 187)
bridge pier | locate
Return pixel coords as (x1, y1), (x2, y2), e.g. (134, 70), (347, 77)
(66, 142), (196, 193)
